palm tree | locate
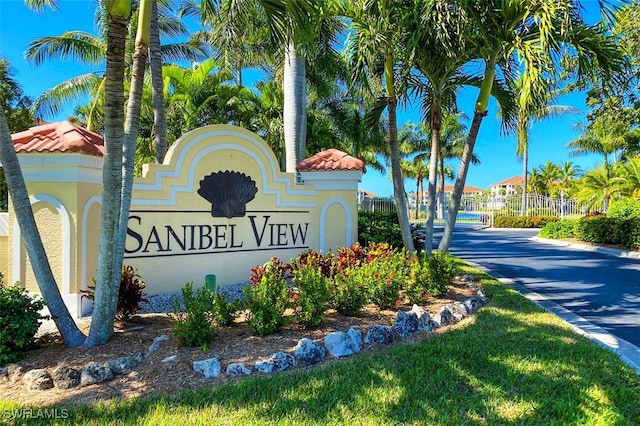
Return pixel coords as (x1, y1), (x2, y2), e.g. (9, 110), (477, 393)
(512, 76), (580, 214)
(341, 0), (416, 253)
(409, 0), (478, 254)
(568, 110), (639, 167)
(616, 156), (640, 198)
(436, 114), (475, 219)
(0, 103), (85, 348)
(25, 0), (205, 133)
(556, 161), (583, 198)
(438, 0), (622, 252)
(537, 161), (562, 196)
(577, 164), (624, 212)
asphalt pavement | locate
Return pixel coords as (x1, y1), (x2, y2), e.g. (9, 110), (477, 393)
(434, 226), (640, 373)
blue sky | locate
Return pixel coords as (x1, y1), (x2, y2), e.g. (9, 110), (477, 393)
(0, 0), (606, 196)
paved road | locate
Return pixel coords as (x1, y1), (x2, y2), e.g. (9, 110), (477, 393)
(434, 227), (640, 368)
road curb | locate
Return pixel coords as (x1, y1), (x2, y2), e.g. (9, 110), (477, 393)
(461, 258), (640, 375)
(531, 236), (640, 259)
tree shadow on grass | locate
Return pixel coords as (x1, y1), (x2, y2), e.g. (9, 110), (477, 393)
(17, 282), (640, 425)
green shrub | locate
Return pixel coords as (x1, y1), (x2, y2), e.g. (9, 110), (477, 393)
(82, 265), (148, 322)
(494, 215), (559, 228)
(365, 253), (407, 309)
(212, 293), (243, 327)
(292, 263), (331, 328)
(607, 198), (640, 219)
(332, 268), (368, 317)
(404, 252), (457, 303)
(539, 220), (577, 239)
(170, 282), (216, 350)
(404, 256), (430, 304)
(358, 210), (403, 248)
(245, 257), (291, 336)
(0, 278), (48, 366)
(575, 216), (615, 245)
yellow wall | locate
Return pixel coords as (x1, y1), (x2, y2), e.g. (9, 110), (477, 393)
(8, 125), (363, 316)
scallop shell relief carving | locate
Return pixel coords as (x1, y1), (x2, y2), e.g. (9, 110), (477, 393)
(197, 171), (258, 218)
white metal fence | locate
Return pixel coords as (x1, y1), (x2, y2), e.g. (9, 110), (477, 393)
(360, 194), (592, 227)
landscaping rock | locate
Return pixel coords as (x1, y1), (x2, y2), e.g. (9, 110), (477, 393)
(463, 295), (484, 314)
(456, 301), (471, 316)
(324, 327), (363, 358)
(193, 358), (221, 379)
(0, 367), (7, 382)
(80, 362), (114, 386)
(392, 310), (419, 337)
(432, 305), (463, 328)
(51, 366), (80, 389)
(147, 334), (170, 355)
(106, 356), (136, 375)
(293, 338), (326, 365)
(22, 369), (54, 391)
(132, 351), (147, 363)
(226, 363), (252, 377)
(364, 325), (395, 345)
(6, 364), (25, 383)
(411, 304), (432, 331)
(477, 289), (488, 303)
(255, 352), (296, 373)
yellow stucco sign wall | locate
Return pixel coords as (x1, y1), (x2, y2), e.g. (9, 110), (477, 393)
(1, 125), (363, 318)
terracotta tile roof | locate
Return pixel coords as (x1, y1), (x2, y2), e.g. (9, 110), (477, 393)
(11, 121), (104, 156)
(297, 149), (366, 172)
(411, 185), (485, 198)
(490, 176), (524, 187)
(358, 189), (377, 198)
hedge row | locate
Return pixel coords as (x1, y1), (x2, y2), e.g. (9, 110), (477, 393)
(539, 216), (640, 249)
(493, 215), (559, 228)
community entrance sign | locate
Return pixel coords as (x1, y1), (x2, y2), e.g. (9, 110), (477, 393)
(1, 122), (364, 317)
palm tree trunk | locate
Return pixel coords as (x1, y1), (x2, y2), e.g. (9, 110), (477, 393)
(283, 40), (306, 173)
(149, 0), (168, 163)
(415, 178), (419, 220)
(424, 98), (441, 255)
(85, 10), (129, 347)
(438, 110), (486, 252)
(115, 0), (150, 307)
(388, 97), (414, 253)
(439, 59), (495, 253)
(437, 157), (445, 220)
(0, 109), (85, 347)
(521, 147), (528, 216)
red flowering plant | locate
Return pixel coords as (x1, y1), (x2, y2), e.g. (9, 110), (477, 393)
(295, 249), (336, 279)
(335, 243), (368, 273)
(363, 251), (408, 309)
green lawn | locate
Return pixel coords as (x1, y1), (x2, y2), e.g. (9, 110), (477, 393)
(2, 263), (639, 425)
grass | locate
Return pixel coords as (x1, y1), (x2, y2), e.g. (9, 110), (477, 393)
(2, 261), (639, 425)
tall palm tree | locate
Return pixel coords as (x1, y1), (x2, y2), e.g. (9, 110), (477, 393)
(25, 0), (204, 132)
(438, 0), (623, 252)
(512, 76), (580, 214)
(435, 114), (475, 219)
(341, 0), (416, 253)
(408, 0), (479, 254)
(0, 107), (85, 347)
